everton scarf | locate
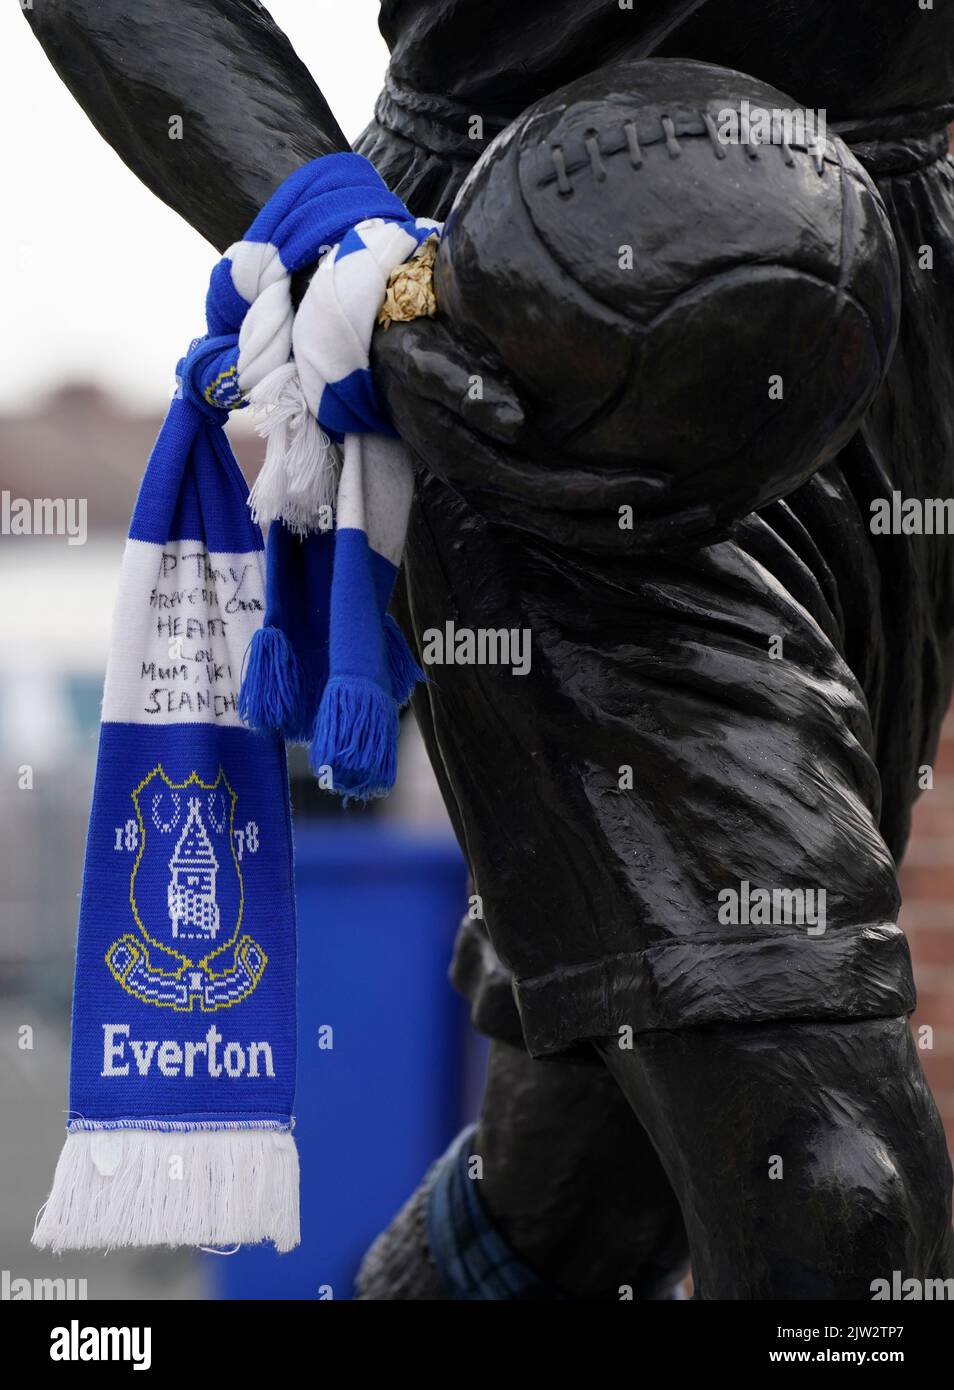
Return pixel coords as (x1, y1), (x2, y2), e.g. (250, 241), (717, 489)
(238, 161), (438, 799)
(33, 154), (438, 1252)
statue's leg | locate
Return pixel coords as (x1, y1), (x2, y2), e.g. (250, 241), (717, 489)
(356, 1038), (688, 1300)
(373, 459), (952, 1297)
(595, 1016), (954, 1300)
(565, 511), (952, 1298)
(361, 584), (685, 1301)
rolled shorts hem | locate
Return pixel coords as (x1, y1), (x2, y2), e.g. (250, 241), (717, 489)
(511, 923), (916, 1059)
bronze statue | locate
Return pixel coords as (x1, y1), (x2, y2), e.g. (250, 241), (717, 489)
(25, 0), (954, 1299)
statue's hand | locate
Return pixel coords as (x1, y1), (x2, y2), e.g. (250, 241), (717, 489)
(371, 315), (527, 464)
(371, 313), (723, 554)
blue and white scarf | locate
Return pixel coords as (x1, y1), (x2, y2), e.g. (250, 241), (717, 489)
(33, 154), (438, 1252)
(236, 158), (438, 799)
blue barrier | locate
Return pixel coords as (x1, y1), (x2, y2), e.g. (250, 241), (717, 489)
(211, 821), (471, 1300)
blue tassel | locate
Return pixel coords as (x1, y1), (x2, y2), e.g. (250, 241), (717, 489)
(239, 625), (308, 739)
(384, 614), (425, 707)
(310, 676), (398, 801)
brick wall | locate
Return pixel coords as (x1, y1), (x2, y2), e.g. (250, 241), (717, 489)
(899, 708), (954, 1154)
(912, 114), (954, 1154)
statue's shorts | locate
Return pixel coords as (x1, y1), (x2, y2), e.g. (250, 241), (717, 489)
(425, 497), (916, 1059)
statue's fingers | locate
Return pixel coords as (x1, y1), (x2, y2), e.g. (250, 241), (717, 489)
(372, 317), (526, 446)
(381, 384), (488, 486)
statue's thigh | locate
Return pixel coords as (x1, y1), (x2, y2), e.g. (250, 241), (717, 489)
(400, 489), (915, 1056)
(480, 530), (913, 1053)
(565, 523), (912, 1033)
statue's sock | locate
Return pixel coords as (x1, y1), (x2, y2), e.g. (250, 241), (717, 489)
(357, 1121), (689, 1300)
(424, 1125), (567, 1300)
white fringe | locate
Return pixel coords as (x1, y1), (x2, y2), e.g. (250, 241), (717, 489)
(248, 363), (340, 534)
(32, 1128), (299, 1254)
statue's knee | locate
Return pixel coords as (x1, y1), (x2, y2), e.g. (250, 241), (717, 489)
(437, 57), (901, 541)
(760, 1106), (953, 1296)
(780, 1124), (915, 1293)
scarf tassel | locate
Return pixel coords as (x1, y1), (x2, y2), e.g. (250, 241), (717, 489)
(385, 614), (425, 708)
(242, 625), (421, 791)
(311, 676), (399, 801)
(248, 365), (340, 535)
(33, 1129), (299, 1254)
(239, 623), (311, 741)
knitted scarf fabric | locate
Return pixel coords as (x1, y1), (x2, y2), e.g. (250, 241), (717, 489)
(239, 162), (438, 799)
(33, 154), (436, 1253)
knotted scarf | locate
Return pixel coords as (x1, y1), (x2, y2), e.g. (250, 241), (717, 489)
(235, 159), (438, 799)
(33, 153), (438, 1252)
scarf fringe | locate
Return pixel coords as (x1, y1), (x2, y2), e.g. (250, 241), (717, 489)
(248, 364), (340, 534)
(32, 1129), (300, 1253)
(311, 676), (398, 800)
(385, 615), (425, 707)
(239, 624), (309, 739)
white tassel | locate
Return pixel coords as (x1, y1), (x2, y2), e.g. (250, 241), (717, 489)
(248, 363), (339, 534)
(32, 1129), (300, 1254)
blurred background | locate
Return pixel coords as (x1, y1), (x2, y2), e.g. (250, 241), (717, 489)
(0, 1), (480, 1301)
(3, 0), (954, 1304)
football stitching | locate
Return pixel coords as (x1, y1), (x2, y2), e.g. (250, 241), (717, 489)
(541, 112), (831, 196)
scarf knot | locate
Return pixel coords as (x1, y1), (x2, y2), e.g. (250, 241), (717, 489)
(218, 153), (438, 800)
(177, 336), (240, 420)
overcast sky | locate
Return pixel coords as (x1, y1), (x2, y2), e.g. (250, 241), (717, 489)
(1, 1), (388, 411)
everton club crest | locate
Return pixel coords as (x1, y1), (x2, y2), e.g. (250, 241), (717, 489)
(105, 766), (266, 1011)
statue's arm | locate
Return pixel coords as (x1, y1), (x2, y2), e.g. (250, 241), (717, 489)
(22, 0), (349, 251)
